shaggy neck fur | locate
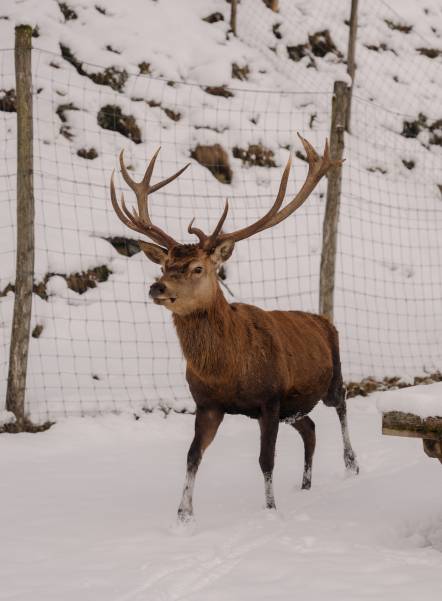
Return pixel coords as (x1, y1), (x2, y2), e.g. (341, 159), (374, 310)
(173, 286), (235, 380)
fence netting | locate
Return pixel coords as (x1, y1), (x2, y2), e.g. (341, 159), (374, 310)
(1, 0), (441, 421)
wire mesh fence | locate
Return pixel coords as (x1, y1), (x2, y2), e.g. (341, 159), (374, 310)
(1, 0), (442, 422)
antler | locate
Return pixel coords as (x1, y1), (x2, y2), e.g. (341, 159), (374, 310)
(191, 134), (341, 250)
(109, 148), (190, 248)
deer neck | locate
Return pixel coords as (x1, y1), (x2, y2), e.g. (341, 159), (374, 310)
(172, 287), (234, 380)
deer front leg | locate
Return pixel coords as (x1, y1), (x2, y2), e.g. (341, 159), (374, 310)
(177, 407), (224, 522)
(292, 415), (316, 490)
(258, 402), (280, 510)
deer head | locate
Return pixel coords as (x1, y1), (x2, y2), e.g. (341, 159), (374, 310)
(109, 135), (339, 315)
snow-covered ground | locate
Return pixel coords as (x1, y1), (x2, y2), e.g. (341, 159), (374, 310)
(1, 0), (442, 420)
(378, 381), (442, 418)
(2, 390), (442, 601)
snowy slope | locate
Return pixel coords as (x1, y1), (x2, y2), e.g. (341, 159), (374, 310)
(0, 0), (442, 419)
(1, 390), (442, 601)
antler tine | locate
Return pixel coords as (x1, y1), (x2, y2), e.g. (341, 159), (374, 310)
(205, 199), (229, 248)
(149, 162), (191, 194)
(245, 135), (338, 236)
(204, 135), (337, 246)
(110, 149), (190, 248)
(213, 153), (292, 245)
(188, 218), (208, 246)
(110, 171), (142, 235)
(110, 172), (167, 245)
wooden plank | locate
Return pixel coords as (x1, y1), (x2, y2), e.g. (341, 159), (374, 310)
(230, 0), (238, 36)
(382, 411), (442, 440)
(5, 25), (34, 430)
(346, 0), (358, 132)
(319, 81), (348, 322)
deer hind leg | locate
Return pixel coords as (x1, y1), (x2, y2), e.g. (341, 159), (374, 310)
(324, 343), (359, 475)
(177, 407), (224, 522)
(336, 397), (359, 474)
(258, 402), (280, 510)
(292, 416), (316, 490)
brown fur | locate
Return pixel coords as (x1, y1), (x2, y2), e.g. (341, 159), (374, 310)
(143, 241), (358, 519)
(173, 287), (338, 420)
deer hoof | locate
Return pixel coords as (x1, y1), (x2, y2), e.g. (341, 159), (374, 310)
(177, 508), (194, 523)
(345, 454), (359, 475)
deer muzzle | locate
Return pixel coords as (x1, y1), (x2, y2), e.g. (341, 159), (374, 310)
(149, 281), (176, 305)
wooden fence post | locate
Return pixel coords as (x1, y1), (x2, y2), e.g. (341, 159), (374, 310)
(6, 25), (35, 429)
(346, 0), (358, 132)
(230, 0), (238, 36)
(319, 81), (348, 322)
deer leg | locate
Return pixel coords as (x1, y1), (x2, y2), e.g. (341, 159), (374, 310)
(258, 404), (280, 510)
(292, 416), (316, 490)
(177, 407), (224, 522)
(336, 399), (359, 474)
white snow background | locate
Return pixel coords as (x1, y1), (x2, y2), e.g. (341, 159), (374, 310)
(1, 1), (442, 600)
(0, 0), (441, 420)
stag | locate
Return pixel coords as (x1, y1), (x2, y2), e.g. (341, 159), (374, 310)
(109, 135), (359, 522)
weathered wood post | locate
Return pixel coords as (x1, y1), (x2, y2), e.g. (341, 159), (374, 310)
(319, 81), (348, 322)
(346, 0), (358, 132)
(6, 25), (35, 430)
(230, 0), (238, 36)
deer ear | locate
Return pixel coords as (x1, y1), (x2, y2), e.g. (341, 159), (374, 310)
(138, 240), (168, 265)
(211, 238), (235, 265)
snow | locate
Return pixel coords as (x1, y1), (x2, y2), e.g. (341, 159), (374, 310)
(1, 393), (442, 601)
(377, 382), (442, 418)
(0, 1), (442, 418)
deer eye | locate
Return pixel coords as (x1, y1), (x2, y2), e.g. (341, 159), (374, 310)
(193, 266), (203, 274)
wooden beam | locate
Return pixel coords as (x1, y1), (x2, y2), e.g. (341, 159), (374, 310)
(319, 81), (348, 322)
(382, 411), (442, 441)
(6, 25), (35, 430)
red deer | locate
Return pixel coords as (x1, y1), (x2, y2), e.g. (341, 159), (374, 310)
(109, 135), (359, 522)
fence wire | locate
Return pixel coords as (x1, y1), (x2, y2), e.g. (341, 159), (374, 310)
(1, 0), (442, 421)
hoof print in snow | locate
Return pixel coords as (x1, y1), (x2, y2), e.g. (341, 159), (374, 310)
(191, 144), (232, 184)
(97, 105), (142, 144)
(204, 86), (234, 99)
(232, 63), (250, 81)
(233, 144), (277, 168)
(58, 2), (78, 22)
(77, 147), (98, 160)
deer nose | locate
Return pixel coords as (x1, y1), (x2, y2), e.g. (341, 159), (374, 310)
(149, 281), (166, 298)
